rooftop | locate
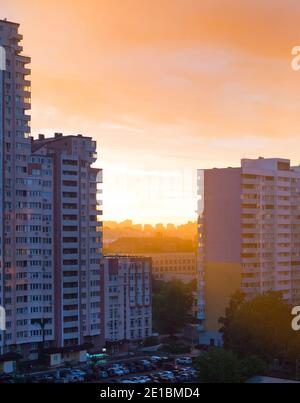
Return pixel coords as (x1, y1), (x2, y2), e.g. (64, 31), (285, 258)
(0, 19), (20, 27)
(103, 254), (152, 260)
(32, 133), (93, 153)
(247, 376), (300, 384)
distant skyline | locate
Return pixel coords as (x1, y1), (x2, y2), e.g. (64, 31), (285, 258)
(3, 1), (300, 223)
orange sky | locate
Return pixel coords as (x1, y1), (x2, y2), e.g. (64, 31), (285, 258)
(3, 0), (300, 223)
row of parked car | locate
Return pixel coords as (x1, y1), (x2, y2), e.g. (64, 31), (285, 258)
(119, 367), (198, 384)
(100, 356), (196, 384)
(0, 355), (195, 383)
(86, 357), (171, 381)
(82, 355), (194, 382)
(1, 368), (88, 383)
(29, 369), (87, 383)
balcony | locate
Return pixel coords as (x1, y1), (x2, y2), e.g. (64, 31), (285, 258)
(274, 283), (291, 292)
(242, 178), (261, 186)
(11, 33), (23, 41)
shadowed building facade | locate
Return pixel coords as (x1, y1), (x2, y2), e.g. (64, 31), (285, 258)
(197, 157), (300, 345)
(0, 20), (104, 361)
(102, 255), (152, 354)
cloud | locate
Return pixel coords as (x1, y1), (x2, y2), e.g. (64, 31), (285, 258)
(4, 0), (300, 222)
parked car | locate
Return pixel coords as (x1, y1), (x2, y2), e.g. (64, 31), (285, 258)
(120, 379), (136, 383)
(127, 363), (137, 373)
(72, 369), (86, 376)
(157, 370), (175, 382)
(142, 364), (153, 372)
(175, 373), (191, 382)
(121, 366), (130, 375)
(108, 368), (125, 377)
(161, 356), (173, 362)
(111, 363), (123, 370)
(135, 376), (151, 383)
(133, 362), (145, 372)
(188, 369), (198, 380)
(159, 375), (175, 383)
(128, 377), (146, 384)
(139, 359), (151, 366)
(107, 368), (116, 377)
(70, 369), (86, 382)
(149, 373), (160, 383)
(37, 374), (56, 383)
(150, 355), (162, 363)
(163, 363), (179, 371)
(140, 375), (151, 383)
(99, 370), (108, 379)
(61, 371), (84, 383)
(161, 370), (174, 377)
(175, 357), (193, 365)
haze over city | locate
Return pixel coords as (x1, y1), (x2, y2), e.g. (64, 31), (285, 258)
(3, 0), (300, 224)
(2, 0), (300, 388)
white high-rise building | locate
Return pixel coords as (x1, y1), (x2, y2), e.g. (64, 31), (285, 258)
(0, 19), (34, 356)
(0, 20), (104, 362)
(197, 157), (300, 346)
(32, 133), (103, 351)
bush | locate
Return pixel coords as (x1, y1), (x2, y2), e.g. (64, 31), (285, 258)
(195, 348), (243, 383)
(241, 355), (267, 379)
(195, 348), (268, 383)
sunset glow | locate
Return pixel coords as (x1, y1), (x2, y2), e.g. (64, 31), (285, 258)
(3, 0), (300, 222)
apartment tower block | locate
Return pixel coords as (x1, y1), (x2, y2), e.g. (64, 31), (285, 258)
(197, 157), (300, 345)
(0, 20), (103, 359)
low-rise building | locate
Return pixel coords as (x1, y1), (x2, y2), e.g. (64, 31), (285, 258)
(140, 252), (197, 283)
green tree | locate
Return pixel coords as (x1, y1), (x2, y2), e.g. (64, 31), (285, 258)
(240, 355), (267, 379)
(219, 291), (300, 363)
(153, 280), (194, 336)
(195, 349), (244, 383)
(195, 349), (267, 383)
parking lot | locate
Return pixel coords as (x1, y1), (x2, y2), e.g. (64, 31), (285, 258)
(0, 355), (199, 383)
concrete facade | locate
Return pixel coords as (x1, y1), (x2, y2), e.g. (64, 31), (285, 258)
(140, 252), (196, 283)
(197, 157), (300, 345)
(102, 256), (152, 352)
(0, 20), (103, 360)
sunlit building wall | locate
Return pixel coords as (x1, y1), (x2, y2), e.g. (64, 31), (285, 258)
(138, 252), (196, 283)
(197, 157), (300, 345)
